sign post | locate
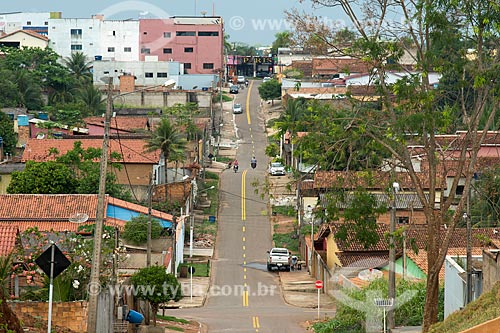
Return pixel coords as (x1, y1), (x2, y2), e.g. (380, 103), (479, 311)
(189, 266), (196, 302)
(374, 298), (394, 333)
(35, 243), (71, 333)
(315, 280), (323, 320)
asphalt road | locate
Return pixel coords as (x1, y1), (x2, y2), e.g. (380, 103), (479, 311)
(168, 81), (313, 332)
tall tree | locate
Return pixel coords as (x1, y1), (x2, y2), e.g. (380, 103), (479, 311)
(287, 0), (499, 330)
(62, 52), (93, 84)
(144, 118), (187, 208)
(0, 111), (17, 155)
(271, 31), (292, 55)
(257, 79), (282, 105)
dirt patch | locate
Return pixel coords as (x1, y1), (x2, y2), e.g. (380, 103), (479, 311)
(272, 214), (296, 234)
(17, 312), (77, 333)
(157, 318), (202, 333)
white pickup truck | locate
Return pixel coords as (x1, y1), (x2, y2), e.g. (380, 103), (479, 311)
(267, 247), (291, 271)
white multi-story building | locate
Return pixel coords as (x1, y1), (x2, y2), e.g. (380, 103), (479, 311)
(48, 15), (140, 62)
(0, 11), (55, 36)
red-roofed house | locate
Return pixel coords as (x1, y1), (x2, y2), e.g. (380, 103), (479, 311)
(83, 116), (149, 136)
(0, 194), (174, 233)
(0, 225), (20, 256)
(0, 29), (48, 49)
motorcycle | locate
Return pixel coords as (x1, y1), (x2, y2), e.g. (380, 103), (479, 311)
(233, 164), (239, 172)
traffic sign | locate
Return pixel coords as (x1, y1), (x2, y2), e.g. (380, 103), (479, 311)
(315, 280), (323, 289)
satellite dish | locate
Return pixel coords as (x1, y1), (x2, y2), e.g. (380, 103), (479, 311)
(69, 213), (89, 223)
(358, 268), (383, 281)
(36, 133), (45, 139)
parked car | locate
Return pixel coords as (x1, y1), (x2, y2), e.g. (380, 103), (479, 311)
(237, 75), (246, 84)
(229, 85), (239, 94)
(267, 247), (291, 271)
(233, 103), (243, 114)
(269, 161), (286, 176)
(263, 76), (272, 83)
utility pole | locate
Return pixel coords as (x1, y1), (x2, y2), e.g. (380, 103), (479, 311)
(388, 181), (399, 330)
(171, 216), (177, 276)
(87, 77), (113, 333)
(147, 171), (154, 267)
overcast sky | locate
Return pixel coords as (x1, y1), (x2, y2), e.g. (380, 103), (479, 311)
(2, 0), (348, 45)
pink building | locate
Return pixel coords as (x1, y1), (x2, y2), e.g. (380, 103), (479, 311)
(139, 17), (223, 74)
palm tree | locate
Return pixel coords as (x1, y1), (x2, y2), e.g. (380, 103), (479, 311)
(62, 52), (92, 84)
(144, 117), (187, 208)
(76, 85), (104, 117)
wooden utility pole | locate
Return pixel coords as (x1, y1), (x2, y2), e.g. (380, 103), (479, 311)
(87, 77), (113, 333)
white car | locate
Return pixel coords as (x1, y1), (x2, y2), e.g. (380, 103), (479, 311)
(233, 103), (243, 114)
(263, 76), (272, 83)
(269, 162), (286, 176)
(237, 75), (246, 84)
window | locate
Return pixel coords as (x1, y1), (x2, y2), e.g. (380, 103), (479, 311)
(143, 31), (148, 35)
(141, 48), (150, 54)
(157, 72), (168, 78)
(456, 185), (465, 196)
(124, 47), (132, 52)
(184, 63), (192, 69)
(26, 21), (32, 26)
(184, 47), (193, 53)
(397, 217), (410, 225)
(145, 72), (154, 78)
(71, 44), (83, 51)
(70, 29), (82, 35)
(112, 30), (116, 36)
(198, 31), (219, 36)
(163, 48), (172, 54)
(163, 32), (171, 38)
(203, 63), (214, 69)
(44, 21), (48, 25)
(176, 31), (195, 36)
(108, 47), (115, 52)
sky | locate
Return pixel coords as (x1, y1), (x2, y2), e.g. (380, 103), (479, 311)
(1, 0), (348, 45)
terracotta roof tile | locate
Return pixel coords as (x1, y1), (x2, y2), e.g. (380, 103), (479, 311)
(337, 252), (389, 267)
(0, 29), (48, 41)
(0, 225), (19, 256)
(312, 57), (370, 75)
(0, 220), (124, 232)
(84, 116), (148, 132)
(22, 138), (160, 164)
(0, 194), (99, 220)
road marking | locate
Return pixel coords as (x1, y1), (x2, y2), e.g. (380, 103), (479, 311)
(244, 274), (247, 280)
(241, 170), (248, 220)
(243, 290), (249, 307)
(243, 245), (246, 250)
(243, 260), (246, 265)
(243, 236), (246, 242)
(243, 253), (246, 258)
(252, 316), (260, 328)
(244, 267), (247, 272)
(246, 81), (253, 125)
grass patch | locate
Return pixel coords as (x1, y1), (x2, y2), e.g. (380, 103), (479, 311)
(202, 180), (219, 216)
(272, 205), (296, 217)
(181, 261), (210, 277)
(195, 220), (217, 237)
(157, 315), (190, 324)
(273, 231), (299, 253)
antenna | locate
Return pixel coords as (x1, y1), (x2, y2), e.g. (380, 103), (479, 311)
(69, 213), (89, 223)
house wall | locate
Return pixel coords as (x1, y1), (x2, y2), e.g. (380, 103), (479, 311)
(0, 32), (47, 48)
(115, 90), (212, 109)
(376, 210), (427, 225)
(326, 233), (341, 269)
(139, 18), (223, 74)
(114, 163), (152, 186)
(10, 301), (87, 332)
(100, 20), (140, 61)
(482, 250), (500, 293)
(0, 174), (12, 194)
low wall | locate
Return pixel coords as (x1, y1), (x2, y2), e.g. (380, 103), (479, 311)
(10, 301), (87, 332)
(461, 316), (500, 333)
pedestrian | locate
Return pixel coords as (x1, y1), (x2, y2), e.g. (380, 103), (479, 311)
(291, 256), (298, 271)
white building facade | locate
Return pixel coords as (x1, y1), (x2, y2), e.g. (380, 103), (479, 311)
(0, 12), (54, 36)
(48, 16), (140, 62)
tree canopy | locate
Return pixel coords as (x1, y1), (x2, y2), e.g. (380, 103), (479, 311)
(258, 79), (282, 104)
(122, 215), (164, 245)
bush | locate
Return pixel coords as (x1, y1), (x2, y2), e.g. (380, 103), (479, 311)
(122, 215), (164, 245)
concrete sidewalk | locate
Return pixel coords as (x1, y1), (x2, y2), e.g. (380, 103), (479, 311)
(279, 270), (336, 310)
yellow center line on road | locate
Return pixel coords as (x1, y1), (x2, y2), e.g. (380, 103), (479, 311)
(243, 245), (246, 251)
(246, 80), (253, 125)
(252, 316), (260, 329)
(241, 170), (248, 220)
(243, 236), (246, 242)
(243, 290), (249, 307)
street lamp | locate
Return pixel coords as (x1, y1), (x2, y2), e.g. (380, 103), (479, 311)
(189, 184), (215, 258)
(388, 181), (399, 330)
(87, 78), (177, 333)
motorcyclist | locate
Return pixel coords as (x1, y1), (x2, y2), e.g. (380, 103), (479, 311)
(250, 156), (257, 169)
(245, 79), (249, 87)
(233, 159), (239, 172)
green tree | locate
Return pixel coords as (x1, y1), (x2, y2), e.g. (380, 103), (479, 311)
(12, 69), (43, 110)
(271, 31), (292, 55)
(144, 118), (187, 208)
(0, 111), (17, 155)
(62, 52), (92, 84)
(0, 69), (19, 107)
(7, 161), (78, 194)
(130, 266), (182, 326)
(122, 215), (164, 245)
(257, 79), (282, 105)
(287, 0), (499, 330)
(75, 85), (104, 116)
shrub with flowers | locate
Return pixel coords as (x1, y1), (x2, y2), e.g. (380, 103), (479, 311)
(12, 226), (125, 301)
